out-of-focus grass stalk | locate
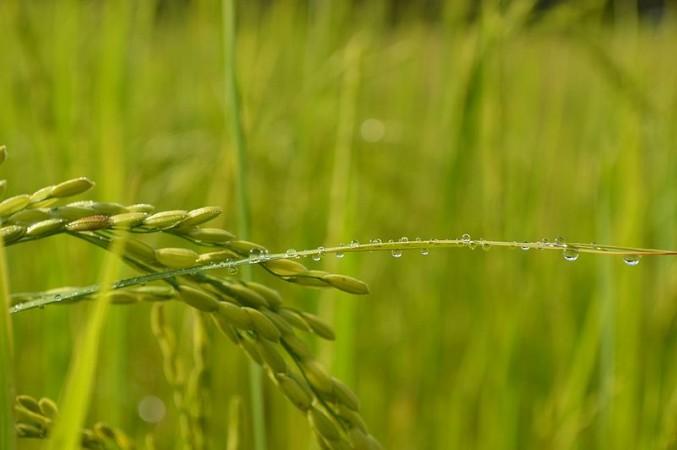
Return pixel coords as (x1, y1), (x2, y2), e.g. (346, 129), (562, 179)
(222, 1), (265, 449)
(0, 240), (16, 450)
(46, 239), (125, 450)
(320, 40), (362, 384)
(97, 0), (131, 428)
(227, 397), (241, 450)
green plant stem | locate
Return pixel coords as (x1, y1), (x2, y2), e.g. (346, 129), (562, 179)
(46, 238), (124, 450)
(7, 238), (676, 316)
(0, 240), (15, 450)
(222, 1), (264, 449)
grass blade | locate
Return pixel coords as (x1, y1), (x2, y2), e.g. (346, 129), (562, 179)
(222, 1), (265, 449)
(46, 239), (124, 450)
(0, 240), (16, 450)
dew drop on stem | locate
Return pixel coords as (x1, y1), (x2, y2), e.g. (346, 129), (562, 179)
(623, 255), (640, 266)
(562, 248), (579, 262)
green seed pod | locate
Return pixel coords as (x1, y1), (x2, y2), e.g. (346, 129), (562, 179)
(302, 313), (336, 340)
(110, 212), (148, 228)
(38, 398), (59, 419)
(14, 404), (51, 428)
(197, 249), (240, 263)
(178, 285), (220, 312)
(1, 225), (25, 243)
(16, 395), (41, 413)
(262, 310), (293, 335)
(263, 258), (309, 276)
(244, 307), (281, 341)
(9, 208), (51, 223)
(308, 406), (341, 442)
(131, 285), (175, 299)
(282, 335), (312, 360)
(322, 274), (370, 295)
(126, 203), (155, 213)
(185, 227), (236, 243)
(278, 308), (312, 332)
(65, 215), (111, 231)
(247, 282), (283, 309)
(26, 218), (65, 237)
(348, 428), (371, 450)
(155, 247), (199, 268)
(301, 360), (333, 394)
(217, 302), (253, 329)
(54, 205), (96, 220)
(256, 339), (287, 374)
(179, 206), (223, 228)
(106, 291), (139, 305)
(93, 422), (116, 440)
(88, 201), (126, 215)
(276, 373), (312, 411)
(332, 377), (360, 411)
(15, 423), (45, 438)
(239, 336), (263, 365)
(143, 210), (188, 228)
(114, 238), (157, 265)
(30, 185), (54, 203)
(51, 177), (95, 198)
(226, 284), (269, 308)
(364, 435), (383, 450)
(211, 313), (241, 344)
(227, 240), (267, 255)
(334, 404), (367, 433)
(81, 429), (101, 448)
(286, 271), (332, 288)
(0, 194), (31, 216)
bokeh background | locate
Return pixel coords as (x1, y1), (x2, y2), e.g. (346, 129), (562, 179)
(1, 0), (676, 449)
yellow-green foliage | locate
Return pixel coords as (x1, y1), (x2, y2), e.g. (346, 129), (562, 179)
(1, 1), (676, 449)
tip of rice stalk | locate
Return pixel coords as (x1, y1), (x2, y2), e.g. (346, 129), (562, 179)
(321, 274), (370, 295)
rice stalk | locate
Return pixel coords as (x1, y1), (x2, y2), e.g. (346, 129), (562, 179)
(0, 148), (15, 450)
(14, 394), (133, 449)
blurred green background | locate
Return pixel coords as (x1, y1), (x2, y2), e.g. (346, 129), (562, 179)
(1, 0), (676, 449)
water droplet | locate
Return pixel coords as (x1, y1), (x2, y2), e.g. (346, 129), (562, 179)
(554, 236), (566, 248)
(479, 238), (491, 251)
(623, 255), (641, 266)
(312, 246), (325, 262)
(370, 238), (382, 245)
(461, 233), (471, 245)
(399, 236), (409, 243)
(520, 242), (530, 251)
(226, 259), (239, 275)
(562, 248), (579, 262)
(415, 237), (429, 255)
(285, 248), (298, 258)
(387, 239), (401, 258)
(249, 248), (263, 263)
(335, 246), (345, 259)
(350, 240), (359, 248)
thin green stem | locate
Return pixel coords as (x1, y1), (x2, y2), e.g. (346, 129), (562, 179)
(8, 238), (676, 315)
(0, 239), (16, 450)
